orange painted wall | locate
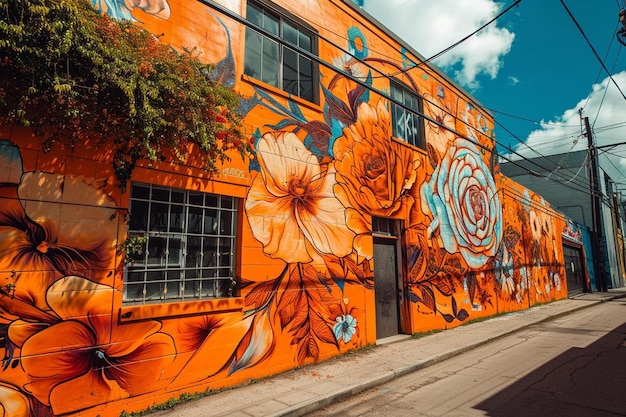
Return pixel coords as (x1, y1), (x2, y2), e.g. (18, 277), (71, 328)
(0, 0), (567, 415)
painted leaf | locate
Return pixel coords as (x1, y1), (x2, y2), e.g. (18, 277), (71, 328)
(426, 142), (439, 169)
(466, 271), (477, 305)
(441, 313), (455, 323)
(310, 309), (338, 347)
(297, 334), (320, 362)
(322, 85), (355, 125)
(229, 311), (274, 375)
(419, 285), (436, 314)
(301, 120), (332, 156)
(288, 99), (306, 122)
(265, 118), (301, 131)
(209, 15), (236, 88)
(503, 226), (521, 251)
(456, 309), (470, 321)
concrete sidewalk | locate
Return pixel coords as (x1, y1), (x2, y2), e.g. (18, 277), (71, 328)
(153, 289), (626, 417)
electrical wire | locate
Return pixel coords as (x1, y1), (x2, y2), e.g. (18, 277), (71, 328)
(560, 0), (626, 101)
(199, 0), (611, 202)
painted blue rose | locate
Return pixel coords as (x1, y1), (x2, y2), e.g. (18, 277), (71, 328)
(421, 138), (502, 268)
(333, 314), (357, 343)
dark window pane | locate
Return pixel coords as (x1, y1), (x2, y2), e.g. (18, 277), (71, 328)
(167, 238), (181, 265)
(164, 271), (180, 299)
(188, 191), (203, 206)
(283, 21), (298, 46)
(129, 200), (148, 230)
(244, 29), (262, 79)
(299, 31), (311, 51)
(169, 204), (183, 232)
(188, 206), (203, 234)
(206, 195), (218, 208)
(204, 209), (218, 234)
(262, 39), (279, 87)
(171, 190), (184, 203)
(147, 237), (166, 265)
(246, 2), (263, 27)
(263, 12), (279, 35)
(184, 279), (200, 298)
(203, 237), (218, 267)
(283, 47), (298, 96)
(299, 56), (313, 102)
(131, 184), (150, 200)
(186, 236), (202, 267)
(149, 203), (169, 231)
(221, 196), (233, 209)
(152, 188), (169, 202)
(220, 211), (233, 235)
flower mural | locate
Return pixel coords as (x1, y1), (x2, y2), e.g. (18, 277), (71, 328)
(18, 276), (175, 415)
(0, 171), (122, 314)
(333, 100), (421, 260)
(0, 3), (571, 415)
(422, 93), (456, 157)
(245, 131), (355, 264)
(333, 314), (357, 343)
(421, 138), (502, 269)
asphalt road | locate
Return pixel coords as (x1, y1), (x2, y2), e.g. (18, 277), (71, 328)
(306, 299), (626, 417)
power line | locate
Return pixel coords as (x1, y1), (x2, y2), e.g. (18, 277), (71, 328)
(560, 0), (626, 100)
(201, 0), (606, 201)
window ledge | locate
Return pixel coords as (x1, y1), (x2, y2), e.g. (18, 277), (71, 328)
(241, 74), (322, 113)
(119, 297), (244, 322)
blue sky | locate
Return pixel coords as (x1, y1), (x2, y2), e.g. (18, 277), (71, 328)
(361, 0), (626, 187)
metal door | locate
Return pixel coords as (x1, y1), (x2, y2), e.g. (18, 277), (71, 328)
(563, 243), (585, 295)
(373, 237), (400, 339)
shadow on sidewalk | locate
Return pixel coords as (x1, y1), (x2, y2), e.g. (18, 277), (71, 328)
(475, 317), (626, 417)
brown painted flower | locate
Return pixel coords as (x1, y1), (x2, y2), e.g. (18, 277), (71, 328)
(0, 172), (123, 314)
(333, 100), (421, 259)
(423, 93), (456, 156)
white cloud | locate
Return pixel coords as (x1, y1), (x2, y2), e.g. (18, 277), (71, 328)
(513, 71), (626, 183)
(362, 0), (515, 89)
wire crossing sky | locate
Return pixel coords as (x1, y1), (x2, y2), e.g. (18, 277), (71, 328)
(362, 0), (626, 187)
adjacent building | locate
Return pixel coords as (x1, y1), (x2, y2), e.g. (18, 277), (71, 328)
(501, 149), (626, 292)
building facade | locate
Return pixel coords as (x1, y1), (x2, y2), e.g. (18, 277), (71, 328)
(0, 0), (570, 415)
(501, 150), (626, 291)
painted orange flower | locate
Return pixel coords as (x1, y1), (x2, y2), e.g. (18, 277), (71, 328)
(19, 276), (175, 415)
(0, 383), (30, 417)
(0, 172), (123, 314)
(333, 100), (421, 259)
(245, 132), (355, 263)
(422, 93), (456, 156)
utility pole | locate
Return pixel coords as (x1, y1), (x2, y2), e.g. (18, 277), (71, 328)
(583, 114), (607, 291)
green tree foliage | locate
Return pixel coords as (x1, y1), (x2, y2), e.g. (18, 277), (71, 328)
(0, 0), (251, 189)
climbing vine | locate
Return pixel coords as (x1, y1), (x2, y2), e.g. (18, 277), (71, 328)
(0, 0), (251, 189)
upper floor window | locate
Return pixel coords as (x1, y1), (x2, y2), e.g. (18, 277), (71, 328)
(124, 183), (238, 304)
(244, 1), (318, 103)
(390, 81), (425, 148)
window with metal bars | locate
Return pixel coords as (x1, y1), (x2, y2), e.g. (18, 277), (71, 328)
(124, 183), (238, 303)
(390, 81), (425, 149)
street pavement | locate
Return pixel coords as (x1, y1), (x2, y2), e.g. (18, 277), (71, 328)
(152, 289), (626, 417)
